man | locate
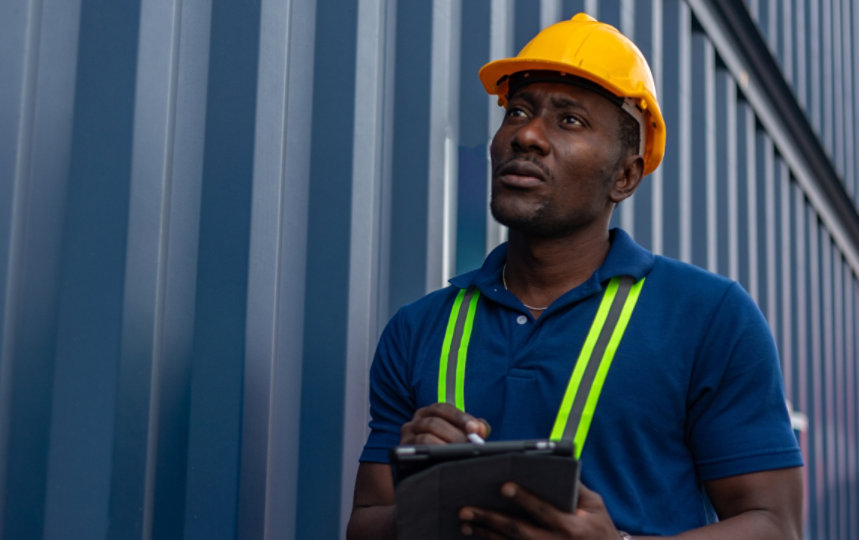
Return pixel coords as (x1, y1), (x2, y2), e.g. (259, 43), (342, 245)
(348, 13), (803, 540)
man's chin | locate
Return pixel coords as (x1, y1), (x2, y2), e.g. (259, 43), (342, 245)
(490, 204), (554, 237)
(489, 202), (529, 230)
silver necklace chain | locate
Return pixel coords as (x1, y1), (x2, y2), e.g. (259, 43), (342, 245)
(502, 264), (550, 311)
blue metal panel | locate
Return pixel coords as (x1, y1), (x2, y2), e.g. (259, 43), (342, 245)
(733, 98), (753, 292)
(763, 143), (779, 334)
(808, 0), (822, 137)
(843, 0), (857, 203)
(657, 0), (689, 260)
(42, 1), (140, 538)
(850, 271), (859, 538)
(597, 0), (623, 27)
(147, 0), (212, 535)
(690, 28), (713, 269)
(852, 0), (859, 204)
(820, 230), (836, 540)
(775, 158), (797, 392)
(1, 3), (82, 537)
(794, 0), (807, 106)
(456, 0), (491, 275)
(714, 68), (736, 278)
(562, 0), (587, 18)
(0, 1), (858, 539)
(513, 0), (541, 51)
(296, 0), (359, 538)
(822, 2), (837, 162)
(630, 0), (657, 249)
(832, 245), (847, 539)
(805, 206), (823, 540)
(831, 0), (845, 179)
(753, 129), (770, 314)
(387, 0), (432, 316)
(181, 0), (261, 538)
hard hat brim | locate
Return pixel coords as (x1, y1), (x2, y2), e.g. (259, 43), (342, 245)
(481, 58), (634, 107)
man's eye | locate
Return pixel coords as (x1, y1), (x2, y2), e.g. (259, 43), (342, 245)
(562, 115), (584, 126)
(505, 107), (526, 118)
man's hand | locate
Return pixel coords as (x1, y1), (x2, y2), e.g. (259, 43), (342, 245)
(458, 482), (621, 539)
(457, 467), (804, 540)
(347, 403), (492, 540)
(400, 402), (491, 445)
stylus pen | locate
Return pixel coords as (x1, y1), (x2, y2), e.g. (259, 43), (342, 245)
(467, 432), (486, 444)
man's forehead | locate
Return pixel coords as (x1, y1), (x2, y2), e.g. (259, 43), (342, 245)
(506, 70), (623, 107)
(508, 82), (610, 109)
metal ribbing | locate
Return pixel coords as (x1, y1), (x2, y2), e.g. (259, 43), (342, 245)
(1, 1), (857, 538)
(339, 0), (391, 535)
(779, 162), (794, 397)
(848, 273), (859, 538)
(832, 246), (846, 539)
(427, 0), (461, 290)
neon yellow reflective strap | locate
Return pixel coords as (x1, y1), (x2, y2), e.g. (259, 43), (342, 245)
(570, 277), (644, 455)
(437, 288), (480, 408)
(455, 291), (480, 409)
(438, 289), (467, 403)
(550, 276), (645, 458)
(549, 278), (622, 441)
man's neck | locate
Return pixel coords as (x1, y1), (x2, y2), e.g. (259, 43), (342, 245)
(503, 228), (612, 315)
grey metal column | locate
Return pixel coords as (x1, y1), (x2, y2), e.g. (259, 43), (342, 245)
(0, 0), (83, 536)
(239, 0), (315, 537)
(339, 0), (395, 535)
(426, 0), (462, 290)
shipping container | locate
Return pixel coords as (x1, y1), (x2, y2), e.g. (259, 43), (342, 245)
(0, 0), (856, 538)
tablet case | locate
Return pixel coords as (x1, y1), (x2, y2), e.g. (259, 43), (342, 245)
(395, 451), (579, 539)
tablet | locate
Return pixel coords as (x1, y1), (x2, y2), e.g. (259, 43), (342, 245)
(390, 439), (574, 485)
(390, 439), (579, 539)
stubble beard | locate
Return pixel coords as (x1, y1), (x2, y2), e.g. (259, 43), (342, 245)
(490, 191), (575, 238)
(489, 178), (615, 239)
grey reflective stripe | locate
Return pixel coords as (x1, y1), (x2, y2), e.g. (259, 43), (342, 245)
(560, 276), (635, 441)
(438, 287), (479, 406)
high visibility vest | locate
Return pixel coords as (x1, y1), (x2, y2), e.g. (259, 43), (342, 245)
(438, 276), (645, 459)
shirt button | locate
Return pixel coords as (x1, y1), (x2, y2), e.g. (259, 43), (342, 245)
(516, 315), (528, 325)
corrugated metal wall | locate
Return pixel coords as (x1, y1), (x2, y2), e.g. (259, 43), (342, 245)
(0, 0), (856, 539)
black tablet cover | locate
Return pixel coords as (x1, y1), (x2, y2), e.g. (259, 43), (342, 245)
(392, 441), (579, 539)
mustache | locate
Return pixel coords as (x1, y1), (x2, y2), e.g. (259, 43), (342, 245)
(493, 155), (552, 182)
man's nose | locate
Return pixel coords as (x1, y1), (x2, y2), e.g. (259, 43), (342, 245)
(511, 116), (550, 154)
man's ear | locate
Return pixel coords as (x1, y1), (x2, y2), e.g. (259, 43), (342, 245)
(610, 153), (644, 203)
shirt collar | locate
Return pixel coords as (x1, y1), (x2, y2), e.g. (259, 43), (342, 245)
(449, 228), (654, 303)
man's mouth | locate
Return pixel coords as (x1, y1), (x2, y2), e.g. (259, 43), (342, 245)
(496, 160), (547, 188)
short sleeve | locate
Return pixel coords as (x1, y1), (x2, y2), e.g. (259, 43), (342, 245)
(359, 309), (417, 463)
(686, 283), (803, 481)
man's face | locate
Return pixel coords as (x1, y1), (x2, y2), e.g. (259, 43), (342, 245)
(489, 81), (632, 237)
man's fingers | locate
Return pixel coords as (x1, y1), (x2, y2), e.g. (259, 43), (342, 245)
(403, 415), (465, 444)
(574, 482), (607, 513)
(400, 403), (491, 444)
(498, 482), (563, 530)
(459, 505), (535, 539)
(418, 403), (481, 430)
(460, 483), (618, 539)
(476, 418), (492, 438)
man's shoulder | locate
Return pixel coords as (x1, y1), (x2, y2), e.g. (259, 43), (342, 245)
(649, 255), (734, 288)
(645, 255), (763, 321)
(387, 285), (463, 328)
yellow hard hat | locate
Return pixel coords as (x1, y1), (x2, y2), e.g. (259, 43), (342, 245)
(479, 13), (666, 176)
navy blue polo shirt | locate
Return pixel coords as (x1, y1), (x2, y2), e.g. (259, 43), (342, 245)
(361, 229), (802, 536)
